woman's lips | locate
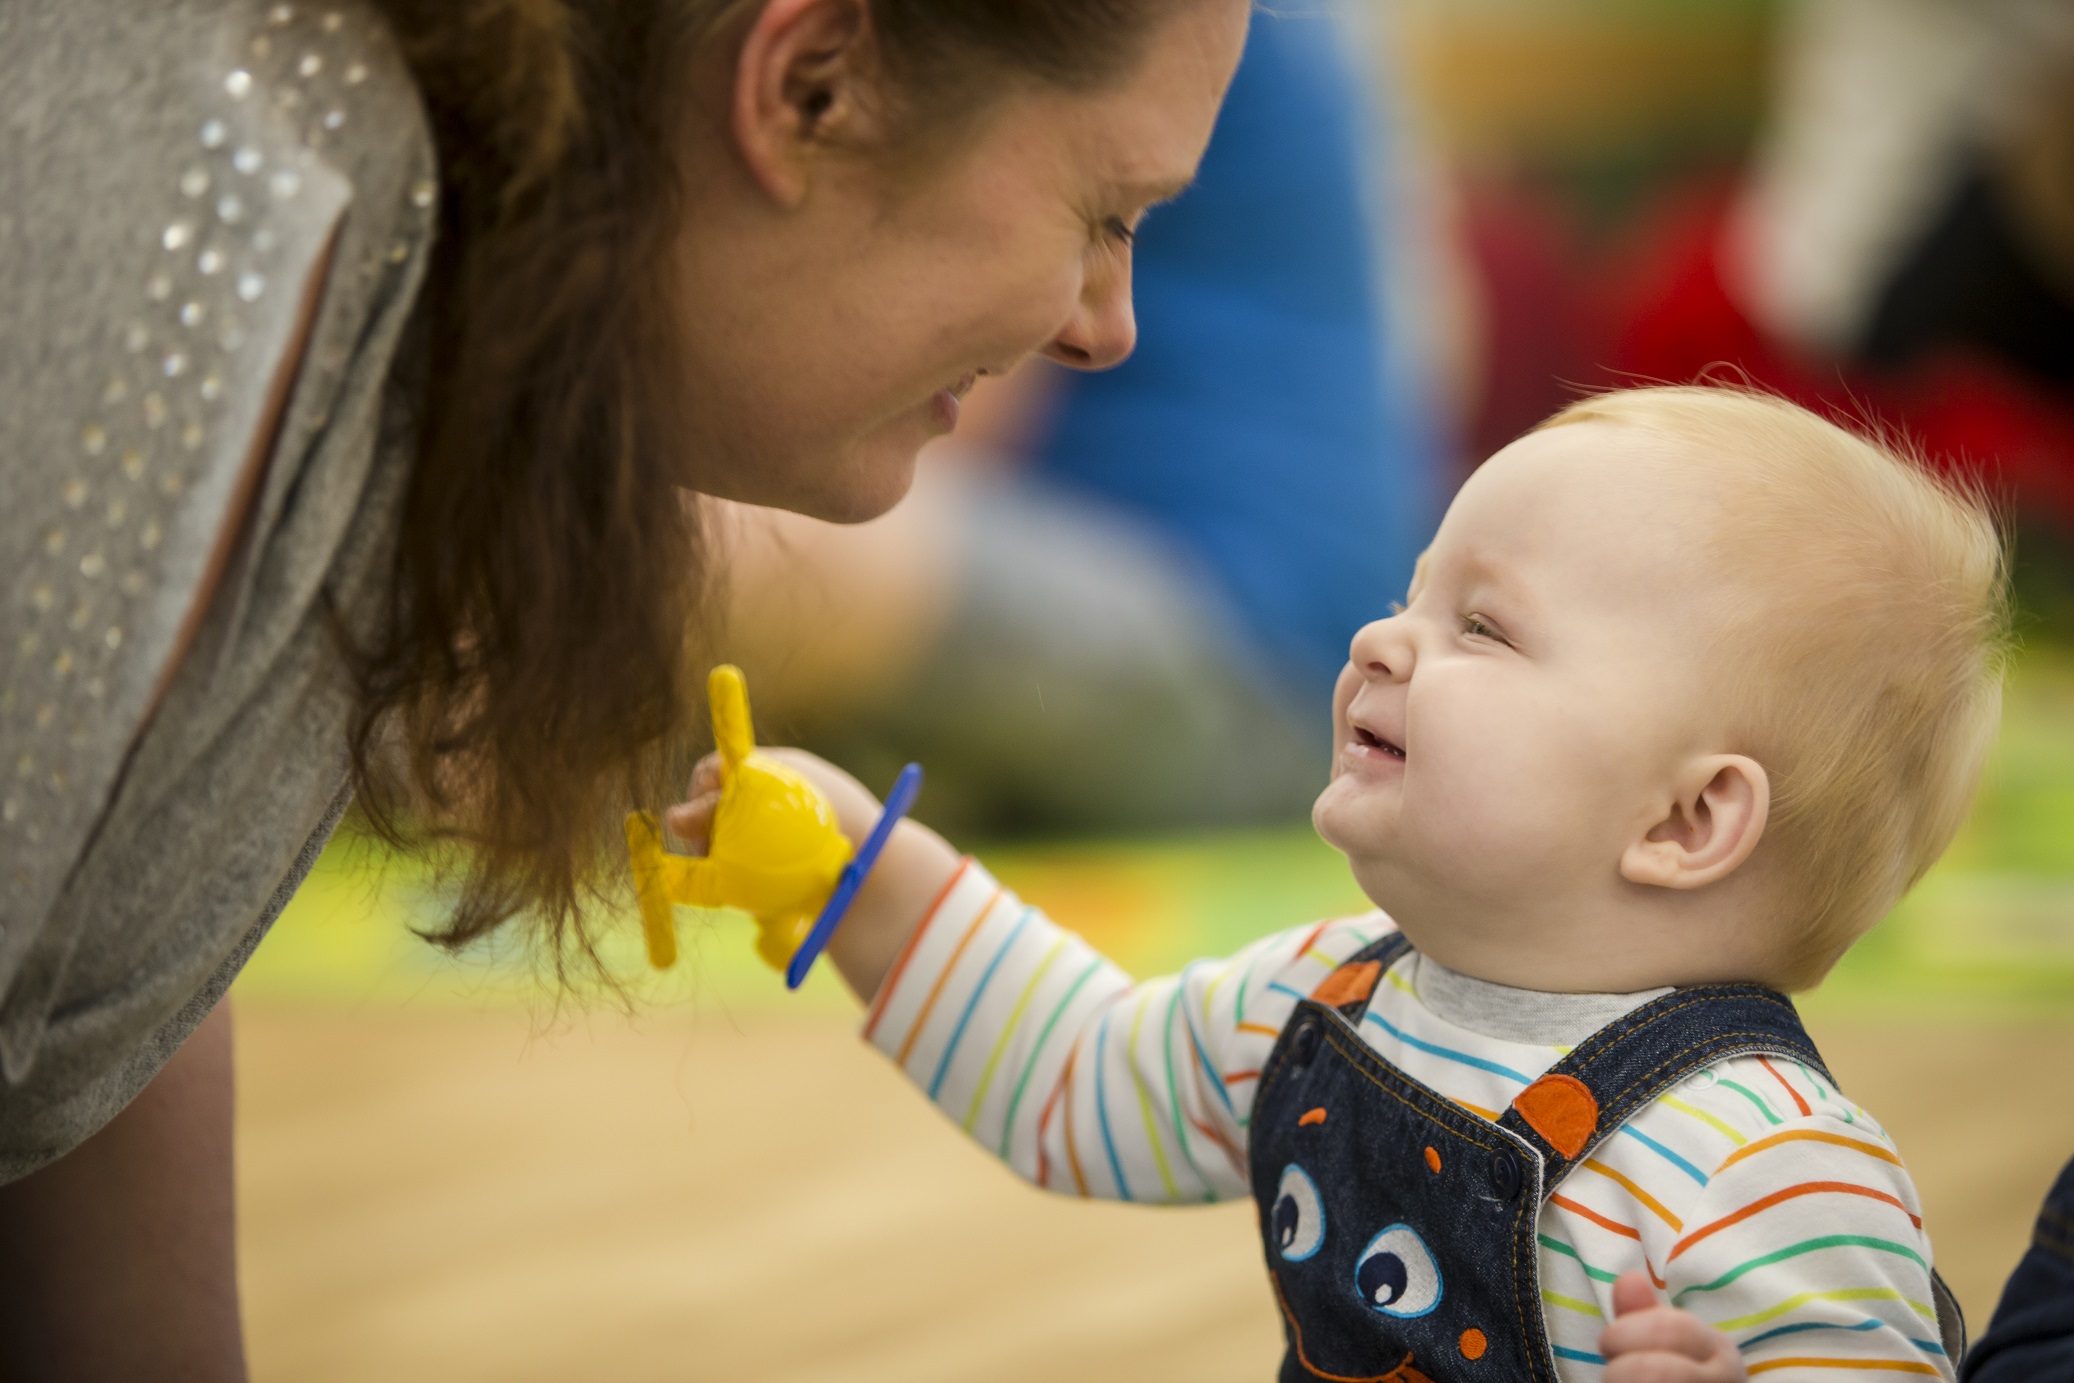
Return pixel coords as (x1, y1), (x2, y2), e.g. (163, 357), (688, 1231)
(931, 372), (981, 431)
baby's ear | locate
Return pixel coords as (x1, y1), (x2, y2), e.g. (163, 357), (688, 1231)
(1620, 755), (1770, 891)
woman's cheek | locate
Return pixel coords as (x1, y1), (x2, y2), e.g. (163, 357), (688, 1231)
(963, 255), (1079, 367)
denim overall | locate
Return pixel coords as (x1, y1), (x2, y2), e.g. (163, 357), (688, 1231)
(1250, 934), (1966, 1383)
(1963, 1152), (2074, 1382)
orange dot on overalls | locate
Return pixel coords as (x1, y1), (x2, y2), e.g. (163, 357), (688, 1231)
(1460, 1328), (1487, 1360)
(1423, 1146), (1442, 1174)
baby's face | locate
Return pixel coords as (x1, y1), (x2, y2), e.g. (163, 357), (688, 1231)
(1314, 422), (1735, 949)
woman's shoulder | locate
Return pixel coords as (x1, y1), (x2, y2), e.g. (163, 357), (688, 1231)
(0, 0), (434, 1010)
(0, 0), (432, 560)
(0, 0), (431, 651)
(0, 0), (430, 218)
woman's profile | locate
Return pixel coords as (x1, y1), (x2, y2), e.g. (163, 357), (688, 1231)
(0, 0), (1249, 1372)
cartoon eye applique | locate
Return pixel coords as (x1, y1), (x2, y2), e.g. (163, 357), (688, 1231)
(1355, 1224), (1443, 1318)
(1273, 1164), (1326, 1262)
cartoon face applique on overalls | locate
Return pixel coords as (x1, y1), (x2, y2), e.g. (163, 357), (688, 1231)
(1248, 934), (1966, 1383)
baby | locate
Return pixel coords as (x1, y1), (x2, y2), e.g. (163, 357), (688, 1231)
(674, 386), (2005, 1382)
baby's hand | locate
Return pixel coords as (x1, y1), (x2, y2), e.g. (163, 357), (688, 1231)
(1599, 1272), (1747, 1383)
(663, 746), (960, 1004)
(663, 747), (885, 856)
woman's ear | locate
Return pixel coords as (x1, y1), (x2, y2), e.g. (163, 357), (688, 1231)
(731, 0), (875, 206)
(1620, 755), (1770, 891)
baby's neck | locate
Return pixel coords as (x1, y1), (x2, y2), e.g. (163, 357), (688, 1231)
(1407, 951), (1671, 1047)
(1375, 873), (1779, 994)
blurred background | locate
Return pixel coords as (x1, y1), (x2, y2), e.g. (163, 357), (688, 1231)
(231, 1), (2074, 1377)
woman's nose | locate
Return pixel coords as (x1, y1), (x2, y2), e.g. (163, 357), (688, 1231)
(1349, 615), (1414, 682)
(1043, 258), (1137, 371)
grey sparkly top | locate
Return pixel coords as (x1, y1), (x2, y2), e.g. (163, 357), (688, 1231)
(0, 0), (435, 1178)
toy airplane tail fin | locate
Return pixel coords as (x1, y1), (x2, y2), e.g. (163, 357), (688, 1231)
(708, 664), (755, 775)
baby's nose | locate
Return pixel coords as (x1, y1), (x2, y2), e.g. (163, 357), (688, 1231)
(1348, 616), (1414, 681)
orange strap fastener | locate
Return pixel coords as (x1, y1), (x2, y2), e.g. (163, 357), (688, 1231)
(1311, 959), (1383, 1009)
(1512, 1073), (1599, 1160)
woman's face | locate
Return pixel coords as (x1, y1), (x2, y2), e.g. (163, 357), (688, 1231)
(673, 0), (1252, 522)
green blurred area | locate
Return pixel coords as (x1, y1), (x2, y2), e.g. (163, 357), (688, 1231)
(237, 652), (2074, 1020)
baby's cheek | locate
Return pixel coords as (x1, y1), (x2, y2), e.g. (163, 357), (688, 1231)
(1406, 708), (1556, 845)
(1427, 715), (1638, 876)
(1408, 775), (1523, 858)
(1329, 664), (1361, 730)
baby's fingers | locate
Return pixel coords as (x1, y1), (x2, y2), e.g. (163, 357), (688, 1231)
(1603, 1351), (1743, 1383)
(1600, 1314), (1746, 1383)
(1601, 1273), (1745, 1383)
(663, 788), (722, 856)
(659, 754), (726, 851)
(683, 752), (724, 801)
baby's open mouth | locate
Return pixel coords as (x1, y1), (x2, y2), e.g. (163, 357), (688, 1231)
(1353, 725), (1406, 760)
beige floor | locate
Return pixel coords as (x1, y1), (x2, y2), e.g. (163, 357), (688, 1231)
(234, 1004), (2074, 1382)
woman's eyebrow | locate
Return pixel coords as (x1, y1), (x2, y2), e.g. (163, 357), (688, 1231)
(1108, 173), (1196, 207)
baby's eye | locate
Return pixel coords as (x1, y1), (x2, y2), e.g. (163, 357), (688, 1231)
(1460, 613), (1505, 642)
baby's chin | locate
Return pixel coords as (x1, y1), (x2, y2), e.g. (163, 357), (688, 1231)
(1312, 788), (1452, 922)
(1311, 778), (1398, 863)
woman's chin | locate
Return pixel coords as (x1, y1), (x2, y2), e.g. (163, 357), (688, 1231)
(772, 441), (923, 525)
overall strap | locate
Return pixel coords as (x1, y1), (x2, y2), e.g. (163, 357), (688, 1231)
(1310, 942), (1966, 1363)
(1494, 983), (1829, 1187)
(1488, 982), (1967, 1363)
(1312, 930), (1415, 1022)
(1314, 933), (1827, 1183)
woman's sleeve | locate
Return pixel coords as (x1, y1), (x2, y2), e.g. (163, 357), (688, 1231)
(0, 0), (353, 1016)
(863, 859), (1394, 1203)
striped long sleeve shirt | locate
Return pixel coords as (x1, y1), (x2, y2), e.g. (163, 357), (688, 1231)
(864, 860), (1953, 1381)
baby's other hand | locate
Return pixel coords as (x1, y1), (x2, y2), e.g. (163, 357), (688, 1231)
(1599, 1272), (1747, 1383)
(662, 747), (885, 856)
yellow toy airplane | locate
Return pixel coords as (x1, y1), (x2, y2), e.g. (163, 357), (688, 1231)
(624, 665), (922, 988)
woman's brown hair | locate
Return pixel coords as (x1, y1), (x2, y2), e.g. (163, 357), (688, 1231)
(351, 0), (1182, 973)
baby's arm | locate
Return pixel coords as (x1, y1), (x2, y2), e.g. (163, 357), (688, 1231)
(869, 869), (1399, 1201)
(667, 748), (1394, 1200)
(1659, 1112), (1954, 1380)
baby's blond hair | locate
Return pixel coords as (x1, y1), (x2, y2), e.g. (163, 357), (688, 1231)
(1539, 386), (2011, 990)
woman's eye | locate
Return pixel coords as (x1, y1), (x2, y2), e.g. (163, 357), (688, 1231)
(1355, 1224), (1444, 1317)
(1103, 215), (1138, 247)
(1272, 1164), (1326, 1261)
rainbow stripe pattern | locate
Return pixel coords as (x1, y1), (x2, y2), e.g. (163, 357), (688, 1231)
(866, 861), (1952, 1381)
